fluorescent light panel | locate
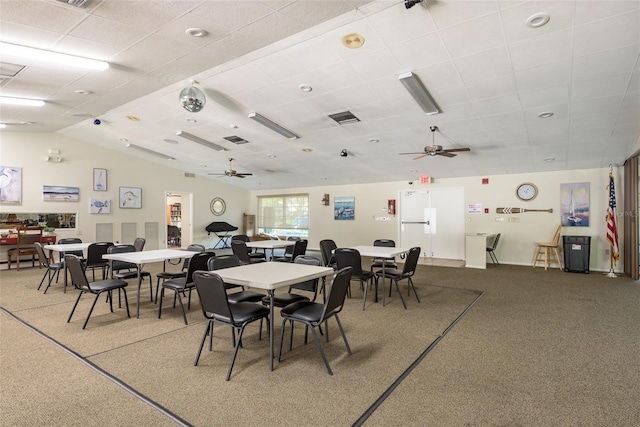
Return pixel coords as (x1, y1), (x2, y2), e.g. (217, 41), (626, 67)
(248, 112), (298, 140)
(126, 143), (174, 160)
(176, 131), (226, 152)
(398, 72), (440, 115)
(0, 96), (44, 107)
(0, 42), (109, 71)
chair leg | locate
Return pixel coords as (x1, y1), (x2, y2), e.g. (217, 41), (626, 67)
(122, 288), (130, 318)
(158, 288), (165, 319)
(408, 277), (420, 303)
(175, 291), (188, 325)
(334, 314), (352, 355)
(67, 291), (84, 323)
(309, 324), (333, 375)
(394, 279), (408, 309)
(361, 278), (368, 311)
(82, 293), (102, 329)
(194, 321), (212, 366)
(226, 325), (246, 381)
(37, 269), (49, 291)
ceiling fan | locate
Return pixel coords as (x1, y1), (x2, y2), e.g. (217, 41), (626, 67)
(400, 126), (471, 159)
(208, 158), (253, 178)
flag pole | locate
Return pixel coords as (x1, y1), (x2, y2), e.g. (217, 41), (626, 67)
(605, 164), (619, 278)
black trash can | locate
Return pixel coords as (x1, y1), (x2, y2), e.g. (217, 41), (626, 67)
(563, 236), (591, 273)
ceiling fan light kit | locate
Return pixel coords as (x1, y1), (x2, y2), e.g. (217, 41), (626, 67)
(398, 72), (440, 115)
(209, 158), (253, 178)
(398, 125), (471, 159)
(248, 112), (298, 140)
(176, 131), (226, 152)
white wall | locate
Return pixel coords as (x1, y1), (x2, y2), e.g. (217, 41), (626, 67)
(251, 167), (623, 272)
(0, 132), (250, 257)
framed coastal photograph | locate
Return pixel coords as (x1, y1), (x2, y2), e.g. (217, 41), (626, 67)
(0, 165), (22, 204)
(119, 186), (142, 209)
(93, 168), (107, 191)
(560, 182), (590, 226)
(334, 196), (355, 220)
(90, 199), (111, 214)
(43, 185), (79, 202)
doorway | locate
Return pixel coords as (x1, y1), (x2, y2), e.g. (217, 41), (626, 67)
(166, 192), (193, 248)
(399, 188), (465, 260)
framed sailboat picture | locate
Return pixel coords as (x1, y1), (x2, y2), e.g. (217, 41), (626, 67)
(560, 182), (589, 226)
(93, 168), (107, 191)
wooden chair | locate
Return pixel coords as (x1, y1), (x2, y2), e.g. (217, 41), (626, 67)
(533, 225), (563, 270)
(7, 226), (43, 270)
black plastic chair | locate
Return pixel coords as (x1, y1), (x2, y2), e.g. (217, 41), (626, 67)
(154, 244), (206, 303)
(57, 237), (85, 262)
(34, 242), (63, 294)
(65, 254), (130, 329)
(335, 248), (376, 310)
(374, 246), (421, 309)
(231, 240), (266, 265)
(207, 255), (264, 304)
(158, 251), (216, 324)
(107, 245), (153, 303)
(319, 239), (337, 269)
(232, 235), (266, 261)
(84, 242), (114, 282)
(369, 239), (398, 271)
(273, 239), (307, 263)
(192, 271), (270, 381)
(486, 233), (501, 266)
(133, 237), (146, 251)
(277, 266), (353, 375)
(262, 255), (322, 308)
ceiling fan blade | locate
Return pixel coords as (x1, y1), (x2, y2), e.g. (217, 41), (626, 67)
(413, 154), (428, 160)
(436, 152), (457, 158)
(207, 173), (225, 176)
(443, 147), (471, 153)
(399, 152), (426, 155)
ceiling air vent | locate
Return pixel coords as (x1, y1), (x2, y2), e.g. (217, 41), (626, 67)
(56, 0), (92, 7)
(223, 135), (249, 145)
(328, 111), (360, 125)
(184, 172), (196, 178)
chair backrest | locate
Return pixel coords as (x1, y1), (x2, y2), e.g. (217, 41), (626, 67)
(107, 244), (137, 271)
(291, 255), (322, 293)
(193, 272), (234, 322)
(373, 239), (395, 248)
(401, 246), (421, 276)
(550, 225), (562, 246)
(16, 226), (42, 248)
(168, 225), (180, 237)
(231, 240), (251, 263)
(86, 242), (114, 265)
(288, 239), (308, 262)
(57, 237), (83, 260)
(182, 244), (206, 270)
(334, 248), (364, 276)
(319, 239), (337, 266)
(232, 234), (250, 243)
(133, 237), (146, 251)
(208, 254), (241, 271)
(490, 234), (501, 251)
(321, 266), (353, 319)
(34, 242), (51, 268)
(284, 236), (301, 255)
(65, 254), (90, 291)
(185, 252), (217, 283)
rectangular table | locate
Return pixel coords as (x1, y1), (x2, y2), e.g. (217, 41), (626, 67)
(44, 242), (92, 292)
(465, 234), (496, 269)
(103, 249), (197, 318)
(214, 262), (334, 371)
(348, 245), (410, 307)
(246, 239), (295, 261)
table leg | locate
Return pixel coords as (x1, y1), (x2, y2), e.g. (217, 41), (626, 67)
(136, 265), (142, 318)
(382, 259), (386, 306)
(269, 290), (274, 371)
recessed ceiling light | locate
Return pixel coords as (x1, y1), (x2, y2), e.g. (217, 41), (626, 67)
(298, 84), (312, 92)
(71, 113), (94, 118)
(229, 124), (237, 129)
(538, 112), (554, 118)
(302, 148), (313, 153)
(119, 138), (128, 142)
(409, 169), (418, 173)
(185, 28), (208, 37)
(369, 138), (379, 143)
(74, 89), (93, 95)
(199, 164), (207, 167)
(268, 154), (277, 158)
(163, 139), (179, 144)
(341, 33), (364, 49)
(126, 115), (140, 122)
(526, 13), (550, 28)
(186, 118), (197, 123)
(544, 157), (555, 162)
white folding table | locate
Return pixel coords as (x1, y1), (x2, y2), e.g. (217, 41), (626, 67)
(103, 249), (197, 318)
(245, 239), (295, 261)
(43, 242), (92, 292)
(214, 262), (334, 371)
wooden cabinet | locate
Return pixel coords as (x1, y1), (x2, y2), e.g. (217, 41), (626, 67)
(243, 214), (256, 237)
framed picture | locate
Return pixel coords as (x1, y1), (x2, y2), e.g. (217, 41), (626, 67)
(0, 165), (22, 204)
(43, 185), (79, 202)
(334, 196), (355, 220)
(560, 182), (590, 226)
(119, 187), (142, 209)
(90, 199), (111, 214)
(93, 168), (107, 191)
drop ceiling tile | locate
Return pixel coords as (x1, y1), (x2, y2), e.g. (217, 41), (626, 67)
(0, 0), (85, 34)
(428, 0), (498, 29)
(453, 46), (512, 83)
(367, 4), (436, 46)
(439, 13), (505, 59)
(69, 15), (150, 49)
(572, 45), (639, 82)
(571, 73), (633, 101)
(389, 32), (451, 70)
(346, 48), (402, 82)
(473, 93), (522, 116)
(574, 0), (640, 25)
(570, 95), (624, 117)
(514, 60), (572, 92)
(573, 10), (640, 58)
(509, 29), (572, 71)
(519, 85), (569, 109)
(92, 0), (180, 32)
(465, 73), (517, 101)
(501, 1), (573, 44)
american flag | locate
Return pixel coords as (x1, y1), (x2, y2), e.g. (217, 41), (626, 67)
(606, 173), (619, 264)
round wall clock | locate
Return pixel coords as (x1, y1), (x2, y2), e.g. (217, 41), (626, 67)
(210, 197), (226, 216)
(516, 183), (538, 201)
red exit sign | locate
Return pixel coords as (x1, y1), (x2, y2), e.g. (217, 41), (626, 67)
(420, 175), (432, 184)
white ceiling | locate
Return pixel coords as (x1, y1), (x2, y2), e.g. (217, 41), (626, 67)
(1, 0), (639, 190)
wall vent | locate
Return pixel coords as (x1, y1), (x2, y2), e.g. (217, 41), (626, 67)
(328, 111), (360, 125)
(184, 172), (196, 178)
(223, 135), (249, 145)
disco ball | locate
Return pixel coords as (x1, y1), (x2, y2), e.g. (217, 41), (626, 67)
(179, 86), (206, 113)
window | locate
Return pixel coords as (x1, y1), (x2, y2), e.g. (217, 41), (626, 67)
(258, 194), (309, 237)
